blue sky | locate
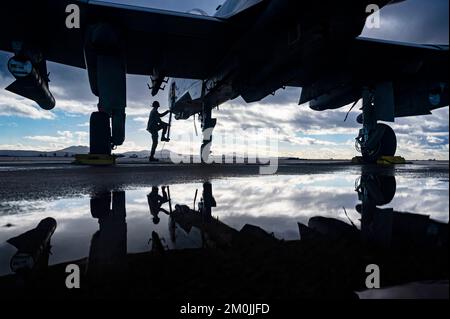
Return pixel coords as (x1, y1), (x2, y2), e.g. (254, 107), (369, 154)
(0, 0), (448, 159)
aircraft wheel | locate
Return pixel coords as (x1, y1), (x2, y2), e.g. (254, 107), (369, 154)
(362, 123), (397, 163)
(90, 112), (111, 155)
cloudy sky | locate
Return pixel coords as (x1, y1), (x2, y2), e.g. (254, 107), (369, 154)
(0, 0), (448, 159)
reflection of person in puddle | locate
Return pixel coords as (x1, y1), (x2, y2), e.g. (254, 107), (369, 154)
(147, 186), (170, 225)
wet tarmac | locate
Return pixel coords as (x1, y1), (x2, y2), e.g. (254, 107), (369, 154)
(0, 160), (448, 299)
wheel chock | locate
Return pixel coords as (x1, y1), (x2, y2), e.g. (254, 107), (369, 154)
(73, 154), (116, 166)
(351, 156), (364, 164)
(351, 156), (407, 165)
(377, 156), (407, 165)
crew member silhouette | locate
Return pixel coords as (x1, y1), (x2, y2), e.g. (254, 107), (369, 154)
(147, 101), (170, 162)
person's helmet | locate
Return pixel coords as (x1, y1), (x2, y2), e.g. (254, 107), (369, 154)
(152, 101), (160, 108)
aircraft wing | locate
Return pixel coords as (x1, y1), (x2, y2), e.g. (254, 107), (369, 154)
(0, 0), (232, 79)
(299, 37), (449, 116)
(350, 37), (449, 80)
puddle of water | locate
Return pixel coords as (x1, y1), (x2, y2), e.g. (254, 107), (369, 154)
(0, 172), (448, 277)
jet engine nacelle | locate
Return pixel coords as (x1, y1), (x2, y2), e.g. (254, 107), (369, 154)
(393, 80), (449, 117)
(306, 79), (449, 119)
(6, 57), (55, 110)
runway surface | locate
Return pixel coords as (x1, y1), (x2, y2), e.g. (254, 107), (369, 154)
(0, 159), (448, 201)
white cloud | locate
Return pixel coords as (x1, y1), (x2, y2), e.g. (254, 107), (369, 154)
(23, 130), (88, 150)
(25, 135), (66, 143)
(0, 93), (56, 120)
(133, 117), (148, 124)
(427, 135), (445, 144)
(54, 98), (97, 115)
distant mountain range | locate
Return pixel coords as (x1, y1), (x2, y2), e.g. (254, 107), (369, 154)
(0, 145), (89, 157)
(59, 146), (90, 154)
(0, 146), (290, 161)
(0, 146), (173, 159)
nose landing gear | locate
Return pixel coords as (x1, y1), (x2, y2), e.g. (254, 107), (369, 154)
(200, 106), (217, 164)
(355, 88), (398, 163)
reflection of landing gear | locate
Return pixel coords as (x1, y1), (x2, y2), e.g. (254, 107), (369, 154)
(356, 173), (397, 207)
(198, 182), (217, 221)
(356, 172), (397, 246)
(89, 191), (127, 277)
(200, 106), (217, 163)
(355, 88), (397, 163)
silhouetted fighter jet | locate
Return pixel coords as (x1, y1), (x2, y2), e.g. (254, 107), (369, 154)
(0, 0), (448, 162)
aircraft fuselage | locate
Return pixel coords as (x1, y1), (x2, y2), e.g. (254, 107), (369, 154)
(170, 0), (388, 119)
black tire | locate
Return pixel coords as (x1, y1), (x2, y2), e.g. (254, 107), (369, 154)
(362, 123), (397, 163)
(90, 112), (111, 155)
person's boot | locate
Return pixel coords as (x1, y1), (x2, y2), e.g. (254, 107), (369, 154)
(161, 136), (170, 142)
(149, 157), (159, 162)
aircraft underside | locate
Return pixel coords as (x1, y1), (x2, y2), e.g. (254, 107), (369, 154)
(169, 45), (448, 163)
(0, 0), (448, 163)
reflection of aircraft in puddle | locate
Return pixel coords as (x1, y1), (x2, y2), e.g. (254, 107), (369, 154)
(170, 182), (237, 249)
(299, 170), (448, 250)
(88, 191), (127, 285)
(2, 191), (129, 296)
(7, 218), (57, 275)
(356, 172), (448, 249)
(143, 181), (280, 254)
(3, 217), (57, 295)
(298, 169), (448, 298)
(167, 182), (278, 250)
(1, 178), (447, 299)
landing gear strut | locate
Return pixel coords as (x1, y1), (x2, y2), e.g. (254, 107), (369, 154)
(90, 111), (112, 155)
(200, 106), (217, 163)
(355, 88), (397, 163)
(85, 24), (127, 157)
